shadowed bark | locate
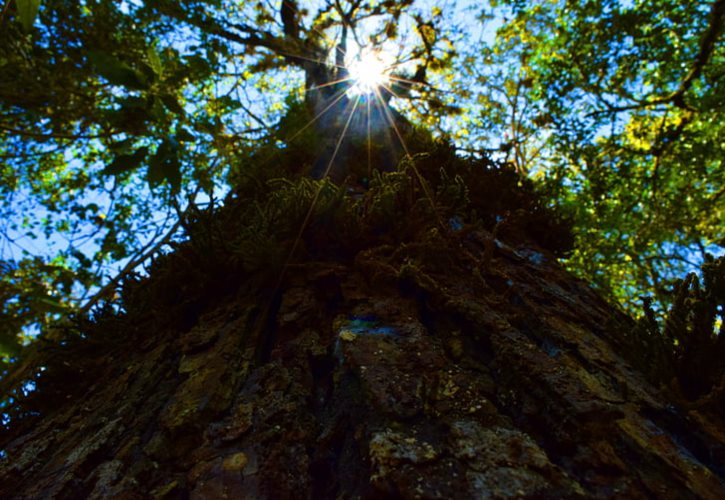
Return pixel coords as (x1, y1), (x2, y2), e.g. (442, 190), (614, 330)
(2, 2), (724, 496)
(1, 141), (723, 498)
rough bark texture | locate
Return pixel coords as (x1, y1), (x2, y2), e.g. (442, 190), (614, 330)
(1, 145), (724, 498)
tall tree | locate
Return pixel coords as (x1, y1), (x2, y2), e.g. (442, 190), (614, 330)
(1, 126), (724, 498)
(0, 0), (455, 354)
(1, 1), (724, 497)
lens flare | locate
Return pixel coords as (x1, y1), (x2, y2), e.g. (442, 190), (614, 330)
(347, 48), (391, 95)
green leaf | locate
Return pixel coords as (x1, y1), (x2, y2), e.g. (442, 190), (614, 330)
(160, 94), (185, 115)
(16, 0), (41, 32)
(103, 147), (149, 176)
(37, 297), (67, 313)
(108, 137), (135, 153)
(150, 97), (168, 122)
(88, 50), (149, 90)
(105, 97), (151, 134)
(0, 334), (21, 358)
(138, 62), (158, 84)
(164, 156), (182, 193)
(185, 54), (213, 79)
(147, 45), (164, 76)
(215, 95), (241, 110)
(148, 140), (181, 191)
(147, 149), (166, 188)
(176, 127), (195, 142)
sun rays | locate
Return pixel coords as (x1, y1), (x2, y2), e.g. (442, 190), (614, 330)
(260, 41), (440, 286)
(346, 48), (393, 96)
(241, 38), (446, 346)
(277, 42), (415, 178)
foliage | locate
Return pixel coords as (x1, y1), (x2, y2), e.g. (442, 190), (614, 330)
(0, 0), (454, 355)
(0, 0), (722, 364)
(100, 133), (572, 340)
(0, 0), (224, 355)
(459, 0), (724, 313)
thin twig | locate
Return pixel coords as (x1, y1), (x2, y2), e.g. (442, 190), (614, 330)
(77, 220), (178, 315)
(0, 0), (11, 25)
(0, 124), (112, 141)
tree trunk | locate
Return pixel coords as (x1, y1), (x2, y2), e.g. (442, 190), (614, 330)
(1, 146), (724, 499)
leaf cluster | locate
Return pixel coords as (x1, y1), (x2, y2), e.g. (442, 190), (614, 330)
(1, 0), (462, 354)
(459, 0), (724, 314)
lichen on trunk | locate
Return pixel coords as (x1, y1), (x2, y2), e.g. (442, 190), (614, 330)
(1, 136), (724, 499)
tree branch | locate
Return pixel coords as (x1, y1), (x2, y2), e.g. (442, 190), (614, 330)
(77, 213), (182, 316)
(0, 123), (112, 141)
(0, 0), (11, 25)
(592, 0), (725, 115)
(671, 0), (725, 103)
(155, 1), (316, 70)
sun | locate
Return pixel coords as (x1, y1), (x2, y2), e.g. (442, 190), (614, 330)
(347, 48), (392, 95)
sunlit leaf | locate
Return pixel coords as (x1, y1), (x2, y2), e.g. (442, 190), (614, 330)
(147, 45), (163, 76)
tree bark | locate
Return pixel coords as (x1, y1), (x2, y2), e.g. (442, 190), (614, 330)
(1, 159), (724, 498)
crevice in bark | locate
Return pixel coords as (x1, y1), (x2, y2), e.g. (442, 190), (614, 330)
(1, 134), (724, 498)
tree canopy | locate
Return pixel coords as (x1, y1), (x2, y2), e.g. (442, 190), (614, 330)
(0, 0), (723, 359)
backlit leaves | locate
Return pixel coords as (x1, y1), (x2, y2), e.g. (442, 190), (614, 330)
(463, 0), (725, 314)
(2, 0), (720, 359)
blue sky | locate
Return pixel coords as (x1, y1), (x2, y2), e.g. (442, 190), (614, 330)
(1, 0), (720, 333)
